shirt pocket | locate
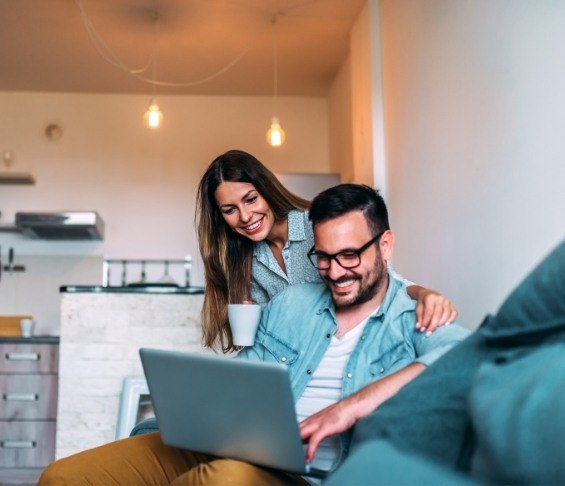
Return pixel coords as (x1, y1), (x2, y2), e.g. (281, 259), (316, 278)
(369, 342), (412, 378)
(259, 331), (300, 366)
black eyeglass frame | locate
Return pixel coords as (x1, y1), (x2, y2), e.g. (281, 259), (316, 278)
(307, 230), (386, 270)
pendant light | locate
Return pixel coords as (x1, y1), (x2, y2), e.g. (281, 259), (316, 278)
(144, 98), (163, 129)
(144, 10), (163, 129)
(266, 16), (285, 147)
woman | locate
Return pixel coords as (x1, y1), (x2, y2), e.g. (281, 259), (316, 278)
(196, 149), (457, 352)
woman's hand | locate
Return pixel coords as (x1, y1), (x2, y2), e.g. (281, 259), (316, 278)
(406, 285), (458, 334)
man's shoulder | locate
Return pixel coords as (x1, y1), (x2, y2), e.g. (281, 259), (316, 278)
(273, 281), (327, 299)
(385, 274), (417, 317)
(266, 282), (328, 309)
(259, 283), (329, 338)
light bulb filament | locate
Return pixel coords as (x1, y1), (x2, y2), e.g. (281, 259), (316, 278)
(144, 99), (163, 129)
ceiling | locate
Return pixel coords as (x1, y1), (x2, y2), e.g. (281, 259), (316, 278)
(0, 0), (366, 97)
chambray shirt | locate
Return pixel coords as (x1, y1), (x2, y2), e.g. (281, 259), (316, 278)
(238, 274), (470, 465)
(251, 210), (320, 306)
(250, 209), (412, 307)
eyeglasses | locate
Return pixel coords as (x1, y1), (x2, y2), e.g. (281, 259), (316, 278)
(307, 231), (385, 270)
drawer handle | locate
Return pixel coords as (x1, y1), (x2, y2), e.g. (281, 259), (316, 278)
(1, 440), (37, 449)
(5, 353), (41, 361)
(3, 393), (39, 402)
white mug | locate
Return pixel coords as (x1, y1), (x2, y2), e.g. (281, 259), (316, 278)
(228, 304), (261, 346)
(20, 318), (35, 338)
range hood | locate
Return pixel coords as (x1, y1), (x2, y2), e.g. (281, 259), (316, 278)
(15, 211), (105, 240)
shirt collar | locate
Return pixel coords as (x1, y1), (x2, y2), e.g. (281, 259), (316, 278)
(253, 209), (307, 261)
(375, 273), (414, 318)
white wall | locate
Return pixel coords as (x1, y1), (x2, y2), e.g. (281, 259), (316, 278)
(328, 55), (354, 182)
(347, 0), (388, 194)
(0, 91), (330, 333)
(349, 2), (376, 187)
(380, 0), (565, 328)
(0, 255), (102, 335)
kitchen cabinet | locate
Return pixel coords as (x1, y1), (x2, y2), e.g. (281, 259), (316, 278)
(0, 336), (59, 483)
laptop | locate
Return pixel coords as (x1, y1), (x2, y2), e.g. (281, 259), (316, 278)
(139, 348), (326, 477)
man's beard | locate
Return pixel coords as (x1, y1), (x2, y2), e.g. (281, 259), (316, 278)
(325, 257), (388, 309)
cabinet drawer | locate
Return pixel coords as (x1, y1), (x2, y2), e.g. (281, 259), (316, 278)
(0, 343), (59, 373)
(0, 375), (58, 419)
(0, 421), (56, 468)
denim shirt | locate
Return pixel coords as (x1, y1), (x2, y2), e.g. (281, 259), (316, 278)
(238, 273), (470, 464)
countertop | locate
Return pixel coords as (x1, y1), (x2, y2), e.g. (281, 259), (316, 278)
(59, 285), (205, 294)
(0, 335), (60, 344)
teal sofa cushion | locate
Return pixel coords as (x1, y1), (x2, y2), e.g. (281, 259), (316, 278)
(326, 439), (474, 486)
(470, 341), (565, 483)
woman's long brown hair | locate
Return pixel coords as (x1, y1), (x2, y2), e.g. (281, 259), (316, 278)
(196, 150), (310, 353)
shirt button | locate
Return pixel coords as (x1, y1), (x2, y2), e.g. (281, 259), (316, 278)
(361, 335), (366, 341)
(380, 367), (385, 374)
(281, 357), (287, 362)
(306, 369), (312, 375)
(326, 333), (331, 339)
(347, 373), (353, 379)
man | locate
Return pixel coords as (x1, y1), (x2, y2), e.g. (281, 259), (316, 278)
(40, 184), (469, 485)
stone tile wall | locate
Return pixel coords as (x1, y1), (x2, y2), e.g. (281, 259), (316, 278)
(56, 292), (206, 459)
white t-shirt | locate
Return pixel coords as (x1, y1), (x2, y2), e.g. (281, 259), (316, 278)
(295, 311), (375, 476)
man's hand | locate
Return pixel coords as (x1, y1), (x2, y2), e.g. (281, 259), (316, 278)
(299, 397), (359, 464)
(407, 286), (458, 334)
(299, 362), (426, 463)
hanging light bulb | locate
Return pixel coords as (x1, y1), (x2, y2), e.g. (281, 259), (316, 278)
(266, 16), (285, 147)
(144, 10), (163, 129)
(266, 116), (286, 146)
(144, 98), (163, 129)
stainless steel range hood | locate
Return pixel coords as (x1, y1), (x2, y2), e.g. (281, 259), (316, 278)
(15, 211), (105, 240)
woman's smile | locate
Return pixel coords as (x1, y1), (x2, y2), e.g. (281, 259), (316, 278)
(242, 217), (265, 234)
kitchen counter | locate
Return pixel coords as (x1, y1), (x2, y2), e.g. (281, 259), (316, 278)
(0, 336), (59, 344)
(60, 285), (204, 294)
(56, 287), (205, 459)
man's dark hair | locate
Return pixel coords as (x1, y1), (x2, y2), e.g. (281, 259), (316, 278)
(309, 184), (390, 236)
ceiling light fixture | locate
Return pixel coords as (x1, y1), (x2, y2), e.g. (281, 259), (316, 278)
(144, 10), (163, 129)
(266, 16), (285, 147)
